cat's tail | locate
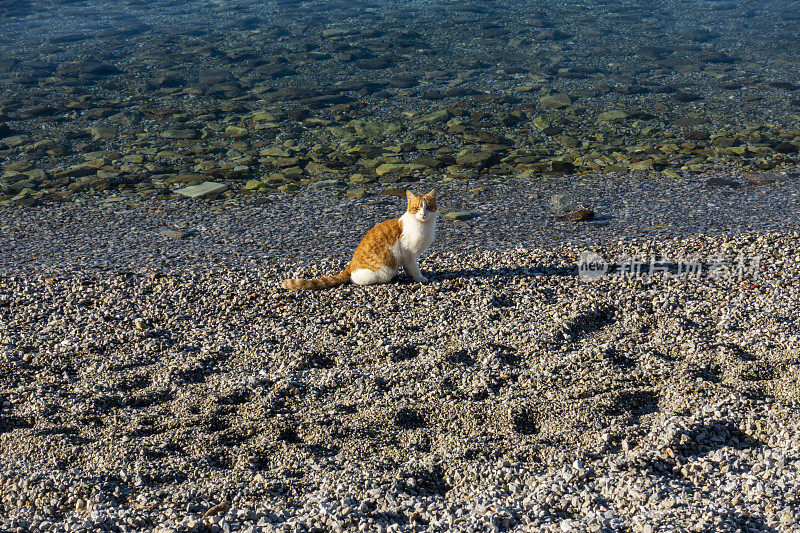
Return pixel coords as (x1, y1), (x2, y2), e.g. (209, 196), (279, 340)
(281, 268), (351, 290)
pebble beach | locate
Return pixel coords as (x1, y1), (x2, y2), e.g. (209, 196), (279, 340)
(3, 173), (800, 531)
(2, 0), (800, 531)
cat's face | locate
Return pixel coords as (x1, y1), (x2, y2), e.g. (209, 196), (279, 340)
(406, 189), (437, 222)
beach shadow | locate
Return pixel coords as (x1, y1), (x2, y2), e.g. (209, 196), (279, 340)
(717, 512), (776, 533)
(425, 260), (721, 283)
(673, 420), (762, 457)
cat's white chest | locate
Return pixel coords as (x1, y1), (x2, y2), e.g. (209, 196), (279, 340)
(396, 213), (436, 257)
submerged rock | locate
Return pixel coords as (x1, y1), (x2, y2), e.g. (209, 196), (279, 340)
(176, 181), (228, 198)
(597, 110), (628, 123)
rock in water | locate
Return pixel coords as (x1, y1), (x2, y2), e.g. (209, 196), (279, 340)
(176, 181), (228, 198)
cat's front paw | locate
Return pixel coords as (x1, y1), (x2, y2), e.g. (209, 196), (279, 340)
(415, 276), (429, 284)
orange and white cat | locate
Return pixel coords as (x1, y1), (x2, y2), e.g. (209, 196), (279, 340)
(282, 189), (437, 290)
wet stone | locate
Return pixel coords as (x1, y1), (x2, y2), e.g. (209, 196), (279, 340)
(346, 187), (366, 199)
(597, 110), (628, 123)
(17, 105), (56, 119)
(539, 94), (572, 109)
(176, 181), (228, 198)
(160, 129), (199, 140)
(684, 130), (710, 141)
(673, 92), (703, 102)
(455, 149), (499, 169)
(674, 117), (710, 127)
(774, 142), (798, 154)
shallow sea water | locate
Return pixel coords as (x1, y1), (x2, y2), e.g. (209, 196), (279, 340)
(0, 0), (799, 211)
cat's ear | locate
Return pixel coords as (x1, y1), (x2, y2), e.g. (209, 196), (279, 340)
(426, 188), (437, 200)
(406, 190), (417, 202)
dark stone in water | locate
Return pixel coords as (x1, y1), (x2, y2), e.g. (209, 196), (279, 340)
(541, 126), (564, 136)
(262, 67), (298, 80)
(346, 81), (389, 96)
(637, 46), (671, 59)
(781, 9), (800, 21)
(474, 93), (519, 105)
(198, 70), (233, 86)
(410, 155), (442, 169)
(456, 149), (499, 169)
(652, 85), (676, 94)
(391, 76), (419, 88)
(769, 82), (798, 91)
(710, 2), (737, 11)
(627, 111), (659, 121)
(462, 130), (511, 145)
(49, 33), (91, 44)
(673, 92), (703, 102)
(57, 60), (120, 77)
(0, 59), (18, 74)
(260, 87), (316, 102)
(150, 75), (184, 88)
(17, 105), (56, 119)
(420, 91), (446, 101)
(0, 1), (31, 17)
(287, 108), (310, 121)
(300, 94), (354, 108)
(556, 71), (588, 79)
(535, 28), (570, 40)
(0, 123), (12, 137)
(774, 142), (799, 154)
(356, 57), (393, 70)
(445, 87), (479, 97)
(13, 197), (38, 207)
(712, 137), (737, 148)
(614, 85), (649, 95)
(680, 28), (718, 42)
(230, 16), (262, 30)
(96, 24), (152, 40)
(551, 160), (574, 173)
(696, 52), (738, 64)
(673, 117), (709, 127)
(707, 177), (741, 188)
(684, 130), (710, 141)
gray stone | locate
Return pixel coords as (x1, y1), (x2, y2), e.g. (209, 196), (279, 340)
(160, 129), (199, 140)
(176, 181), (228, 198)
(443, 210), (478, 221)
(539, 94), (572, 109)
